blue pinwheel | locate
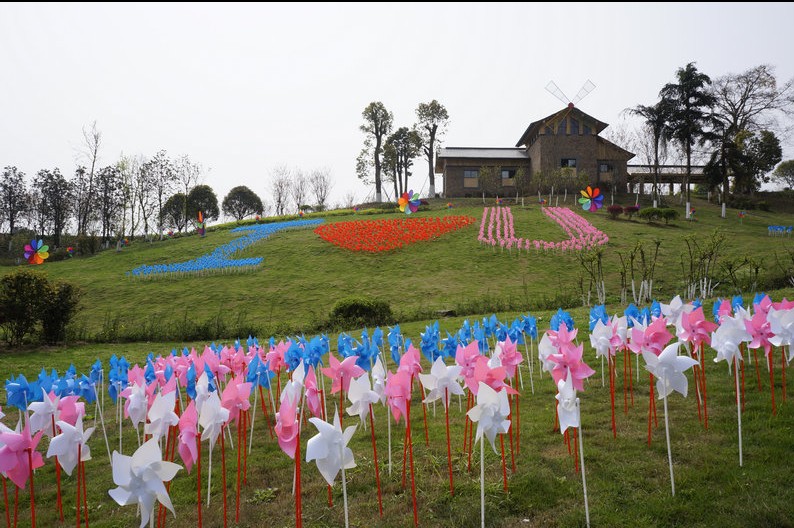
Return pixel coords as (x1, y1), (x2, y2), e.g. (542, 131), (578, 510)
(550, 308), (575, 331)
(521, 314), (538, 341)
(651, 300), (662, 319)
(589, 304), (609, 332)
(441, 332), (459, 359)
(624, 303), (640, 328)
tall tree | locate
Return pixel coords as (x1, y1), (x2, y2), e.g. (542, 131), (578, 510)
(384, 127), (421, 197)
(141, 150), (175, 240)
(134, 155), (156, 240)
(117, 154), (143, 238)
(222, 186), (263, 221)
(309, 168), (333, 210)
(357, 102), (393, 202)
(0, 166), (28, 238)
(659, 62), (716, 209)
(627, 100), (671, 203)
(732, 130), (782, 194)
(414, 100), (449, 198)
(75, 121), (102, 235)
(709, 65), (794, 198)
(187, 184), (219, 225)
(33, 168), (72, 246)
(270, 165), (291, 216)
(95, 165), (124, 243)
(174, 154), (202, 229)
(772, 160), (794, 190)
(160, 193), (187, 232)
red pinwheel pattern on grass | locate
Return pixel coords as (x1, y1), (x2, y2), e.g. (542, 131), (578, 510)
(314, 216), (475, 252)
(24, 239), (49, 265)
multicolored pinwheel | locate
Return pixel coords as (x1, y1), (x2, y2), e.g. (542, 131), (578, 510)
(24, 239), (49, 265)
(197, 211), (206, 237)
(578, 186), (604, 212)
(66, 246), (75, 257)
(398, 191), (420, 215)
(447, 202), (453, 209)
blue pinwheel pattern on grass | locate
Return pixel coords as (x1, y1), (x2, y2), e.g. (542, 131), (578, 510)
(127, 219), (323, 278)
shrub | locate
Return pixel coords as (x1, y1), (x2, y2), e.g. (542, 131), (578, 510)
(77, 234), (100, 255)
(637, 207), (661, 222)
(659, 208), (679, 224)
(758, 200), (771, 212)
(606, 205), (623, 220)
(623, 205), (640, 219)
(40, 281), (82, 344)
(328, 297), (394, 330)
(0, 270), (49, 346)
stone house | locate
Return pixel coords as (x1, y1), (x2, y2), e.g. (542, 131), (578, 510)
(435, 105), (634, 198)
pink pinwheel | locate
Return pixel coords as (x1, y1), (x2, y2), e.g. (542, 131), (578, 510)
(322, 355), (365, 394)
(177, 401), (199, 473)
(455, 341), (481, 381)
(716, 299), (733, 323)
(677, 307), (718, 350)
(127, 364), (146, 386)
(0, 424), (44, 488)
(304, 366), (323, 418)
(221, 376), (252, 425)
(398, 344), (423, 378)
(385, 370), (412, 423)
(547, 322), (578, 353)
(610, 315), (628, 349)
(629, 316), (673, 357)
(473, 356), (518, 395)
(745, 310), (775, 358)
(58, 395), (85, 427)
(495, 337), (523, 380)
(754, 294), (774, 316)
(548, 342), (595, 391)
(266, 341), (289, 374)
(274, 393), (300, 458)
(145, 390), (179, 443)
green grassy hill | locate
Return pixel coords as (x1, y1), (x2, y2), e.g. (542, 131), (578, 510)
(3, 195), (793, 343)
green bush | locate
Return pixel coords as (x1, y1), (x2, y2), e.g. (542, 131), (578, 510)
(40, 281), (82, 344)
(659, 208), (679, 223)
(328, 297), (394, 330)
(758, 200), (771, 212)
(0, 269), (49, 346)
(637, 207), (661, 222)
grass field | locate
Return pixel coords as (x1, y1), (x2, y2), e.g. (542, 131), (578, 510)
(1, 195), (794, 527)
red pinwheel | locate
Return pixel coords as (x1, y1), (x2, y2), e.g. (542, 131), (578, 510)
(578, 186), (604, 212)
(197, 210), (206, 237)
(398, 190), (421, 214)
(24, 239), (49, 265)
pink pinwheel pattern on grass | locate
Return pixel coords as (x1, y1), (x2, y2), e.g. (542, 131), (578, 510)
(477, 206), (608, 252)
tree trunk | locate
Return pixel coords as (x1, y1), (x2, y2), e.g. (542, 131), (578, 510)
(374, 135), (383, 203)
(427, 128), (436, 198)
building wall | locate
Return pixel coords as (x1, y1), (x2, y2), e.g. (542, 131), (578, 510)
(527, 135), (628, 190)
(442, 157), (531, 198)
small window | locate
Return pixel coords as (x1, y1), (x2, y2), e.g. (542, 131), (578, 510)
(557, 118), (567, 135)
(570, 119), (579, 135)
(561, 158), (577, 168)
(583, 124), (591, 135)
(544, 126), (553, 135)
(599, 163), (613, 173)
(463, 169), (479, 188)
(501, 168), (516, 187)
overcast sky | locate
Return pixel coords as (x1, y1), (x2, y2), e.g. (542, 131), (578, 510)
(1, 2), (793, 214)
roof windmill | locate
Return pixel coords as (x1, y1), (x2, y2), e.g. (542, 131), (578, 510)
(545, 79), (596, 108)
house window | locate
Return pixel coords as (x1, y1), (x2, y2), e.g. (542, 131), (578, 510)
(599, 162), (613, 173)
(463, 169), (479, 188)
(501, 168), (516, 187)
(557, 117), (567, 135)
(561, 158), (577, 168)
(583, 124), (591, 135)
(570, 119), (579, 135)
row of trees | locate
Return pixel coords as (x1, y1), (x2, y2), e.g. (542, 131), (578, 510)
(627, 63), (793, 207)
(356, 100), (449, 201)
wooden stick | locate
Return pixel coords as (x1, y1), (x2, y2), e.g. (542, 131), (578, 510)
(369, 405), (383, 515)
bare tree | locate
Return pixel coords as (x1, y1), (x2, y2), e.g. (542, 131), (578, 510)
(309, 167), (333, 210)
(270, 165), (292, 216)
(174, 154), (202, 224)
(342, 190), (356, 209)
(291, 169), (308, 213)
(74, 121), (102, 235)
(0, 166), (28, 239)
(134, 155), (155, 239)
(117, 154), (143, 238)
(141, 150), (175, 240)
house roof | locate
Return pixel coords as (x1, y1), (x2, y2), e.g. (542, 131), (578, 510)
(437, 147), (529, 159)
(596, 136), (635, 161)
(515, 106), (608, 147)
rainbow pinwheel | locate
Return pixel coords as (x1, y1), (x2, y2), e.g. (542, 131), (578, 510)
(196, 210), (206, 237)
(578, 186), (604, 212)
(398, 191), (421, 215)
(66, 246), (75, 257)
(24, 239), (49, 265)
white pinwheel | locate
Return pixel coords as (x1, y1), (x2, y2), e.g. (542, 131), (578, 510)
(198, 391), (229, 451)
(661, 295), (692, 329)
(538, 333), (557, 374)
(145, 390), (179, 443)
(419, 357), (464, 408)
(555, 371), (580, 434)
(466, 382), (510, 453)
(305, 412), (357, 486)
(346, 374), (380, 424)
(194, 372), (212, 415)
(125, 381), (148, 429)
(712, 315), (752, 368)
(108, 437), (182, 528)
(643, 342), (698, 399)
(371, 357), (387, 405)
(46, 414), (94, 475)
(768, 307), (794, 356)
(27, 391), (60, 436)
